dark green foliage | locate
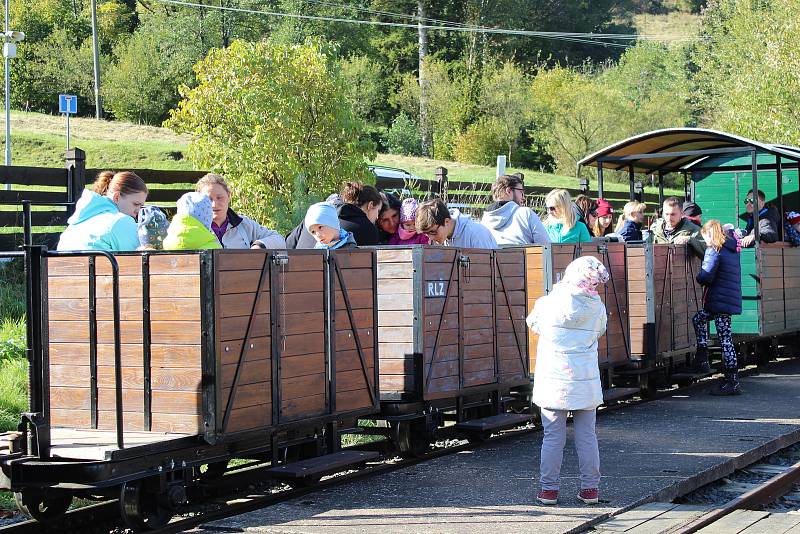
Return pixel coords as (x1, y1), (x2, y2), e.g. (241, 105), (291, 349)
(384, 112), (422, 155)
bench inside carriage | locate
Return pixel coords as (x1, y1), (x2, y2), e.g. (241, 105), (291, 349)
(40, 248), (379, 468)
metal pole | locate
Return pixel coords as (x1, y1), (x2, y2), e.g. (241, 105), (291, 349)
(597, 161), (604, 199)
(65, 113), (70, 151)
(90, 0), (102, 119)
(751, 149), (760, 244)
(776, 156), (784, 241)
(4, 0), (10, 168)
(658, 171), (665, 206)
(628, 165), (635, 201)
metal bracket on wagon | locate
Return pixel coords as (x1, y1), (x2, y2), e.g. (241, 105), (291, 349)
(272, 250), (289, 266)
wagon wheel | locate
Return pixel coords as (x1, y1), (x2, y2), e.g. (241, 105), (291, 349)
(120, 479), (174, 531)
(391, 420), (430, 458)
(14, 491), (71, 523)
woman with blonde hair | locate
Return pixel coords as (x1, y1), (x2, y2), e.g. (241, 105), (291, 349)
(692, 219), (742, 395)
(615, 201), (646, 241)
(544, 189), (591, 243)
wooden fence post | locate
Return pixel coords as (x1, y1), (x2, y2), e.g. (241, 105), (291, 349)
(436, 167), (448, 204)
(65, 148), (86, 215)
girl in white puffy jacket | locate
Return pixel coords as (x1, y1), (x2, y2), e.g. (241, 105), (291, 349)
(526, 256), (609, 506)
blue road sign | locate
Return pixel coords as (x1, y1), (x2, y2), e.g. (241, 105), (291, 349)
(58, 94), (77, 115)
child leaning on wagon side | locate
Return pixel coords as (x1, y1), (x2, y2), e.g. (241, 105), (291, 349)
(692, 219), (743, 395)
(526, 256), (609, 506)
(304, 202), (357, 250)
(57, 170), (148, 252)
(163, 192), (222, 250)
(387, 198), (429, 245)
(137, 206), (169, 250)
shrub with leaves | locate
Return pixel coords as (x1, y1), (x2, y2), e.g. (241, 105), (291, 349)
(166, 38), (376, 233)
(453, 117), (507, 165)
(384, 112), (422, 156)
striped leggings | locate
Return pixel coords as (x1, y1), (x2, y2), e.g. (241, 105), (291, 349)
(692, 310), (738, 370)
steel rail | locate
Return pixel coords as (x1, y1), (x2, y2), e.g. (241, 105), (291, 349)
(679, 459), (800, 533)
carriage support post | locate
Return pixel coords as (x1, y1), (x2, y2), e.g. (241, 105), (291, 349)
(751, 149), (760, 243)
(776, 156), (784, 241)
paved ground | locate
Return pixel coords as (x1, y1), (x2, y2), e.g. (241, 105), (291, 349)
(190, 360), (800, 534)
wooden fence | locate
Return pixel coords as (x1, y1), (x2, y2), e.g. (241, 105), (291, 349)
(0, 148), (204, 251)
(0, 152), (657, 251)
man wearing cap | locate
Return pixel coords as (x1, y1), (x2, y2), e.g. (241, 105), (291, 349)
(649, 196), (705, 259)
(683, 201), (702, 226)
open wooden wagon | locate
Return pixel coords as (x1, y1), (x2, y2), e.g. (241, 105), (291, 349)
(373, 245), (531, 453)
(1, 247), (379, 529)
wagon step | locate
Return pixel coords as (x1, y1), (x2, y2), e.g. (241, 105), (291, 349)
(455, 413), (534, 434)
(671, 371), (715, 382)
(266, 450), (380, 481)
(602, 387), (640, 402)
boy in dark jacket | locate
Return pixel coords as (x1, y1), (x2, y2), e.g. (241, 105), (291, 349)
(692, 219), (743, 395)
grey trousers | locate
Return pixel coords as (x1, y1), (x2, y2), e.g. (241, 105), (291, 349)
(539, 407), (601, 491)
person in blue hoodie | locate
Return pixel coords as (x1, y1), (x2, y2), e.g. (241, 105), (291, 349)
(480, 175), (550, 245)
(304, 202), (357, 250)
(692, 219), (743, 395)
(57, 171), (148, 251)
(416, 199), (497, 249)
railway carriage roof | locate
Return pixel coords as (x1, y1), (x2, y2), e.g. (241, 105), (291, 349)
(578, 128), (800, 174)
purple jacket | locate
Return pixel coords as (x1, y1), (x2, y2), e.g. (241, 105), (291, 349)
(387, 232), (429, 246)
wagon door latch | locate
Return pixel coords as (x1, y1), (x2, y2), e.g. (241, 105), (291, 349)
(272, 251), (289, 266)
(459, 255), (471, 283)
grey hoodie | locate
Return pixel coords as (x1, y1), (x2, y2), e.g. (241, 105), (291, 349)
(481, 201), (550, 246)
(449, 208), (498, 249)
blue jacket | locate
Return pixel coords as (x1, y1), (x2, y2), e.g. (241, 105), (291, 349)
(697, 237), (742, 315)
(618, 220), (643, 242)
(57, 189), (139, 251)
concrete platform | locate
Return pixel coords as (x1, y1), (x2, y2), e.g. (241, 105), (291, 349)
(190, 360), (800, 534)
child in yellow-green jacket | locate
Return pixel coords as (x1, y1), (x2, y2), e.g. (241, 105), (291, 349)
(163, 192), (222, 250)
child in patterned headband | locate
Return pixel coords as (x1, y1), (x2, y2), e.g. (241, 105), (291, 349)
(526, 255), (608, 506)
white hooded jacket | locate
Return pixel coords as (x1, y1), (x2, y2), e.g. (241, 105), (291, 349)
(526, 280), (607, 411)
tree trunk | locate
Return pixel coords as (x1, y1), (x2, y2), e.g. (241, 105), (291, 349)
(418, 0), (431, 157)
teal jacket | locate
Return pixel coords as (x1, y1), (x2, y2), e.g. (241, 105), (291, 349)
(57, 190), (139, 251)
(546, 222), (592, 243)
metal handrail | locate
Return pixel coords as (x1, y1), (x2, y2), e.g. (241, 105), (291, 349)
(45, 250), (124, 449)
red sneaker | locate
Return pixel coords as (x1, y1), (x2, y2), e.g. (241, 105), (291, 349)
(578, 488), (599, 504)
(537, 489), (559, 505)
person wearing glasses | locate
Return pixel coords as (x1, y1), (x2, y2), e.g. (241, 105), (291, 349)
(481, 175), (550, 245)
(543, 189), (592, 243)
(740, 189), (780, 248)
(416, 199), (497, 249)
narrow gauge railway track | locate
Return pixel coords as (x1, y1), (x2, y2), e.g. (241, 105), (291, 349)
(679, 453), (800, 532)
(0, 365), (760, 534)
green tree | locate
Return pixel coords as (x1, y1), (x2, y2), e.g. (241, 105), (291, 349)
(340, 55), (385, 124)
(480, 61), (533, 163)
(166, 39), (376, 232)
(105, 16), (205, 124)
(693, 0), (800, 144)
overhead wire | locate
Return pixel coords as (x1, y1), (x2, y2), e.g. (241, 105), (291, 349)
(153, 0), (686, 48)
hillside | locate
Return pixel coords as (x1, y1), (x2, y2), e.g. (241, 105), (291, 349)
(0, 111), (677, 197)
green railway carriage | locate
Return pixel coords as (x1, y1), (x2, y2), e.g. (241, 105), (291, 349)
(578, 128), (800, 345)
(690, 152), (800, 335)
